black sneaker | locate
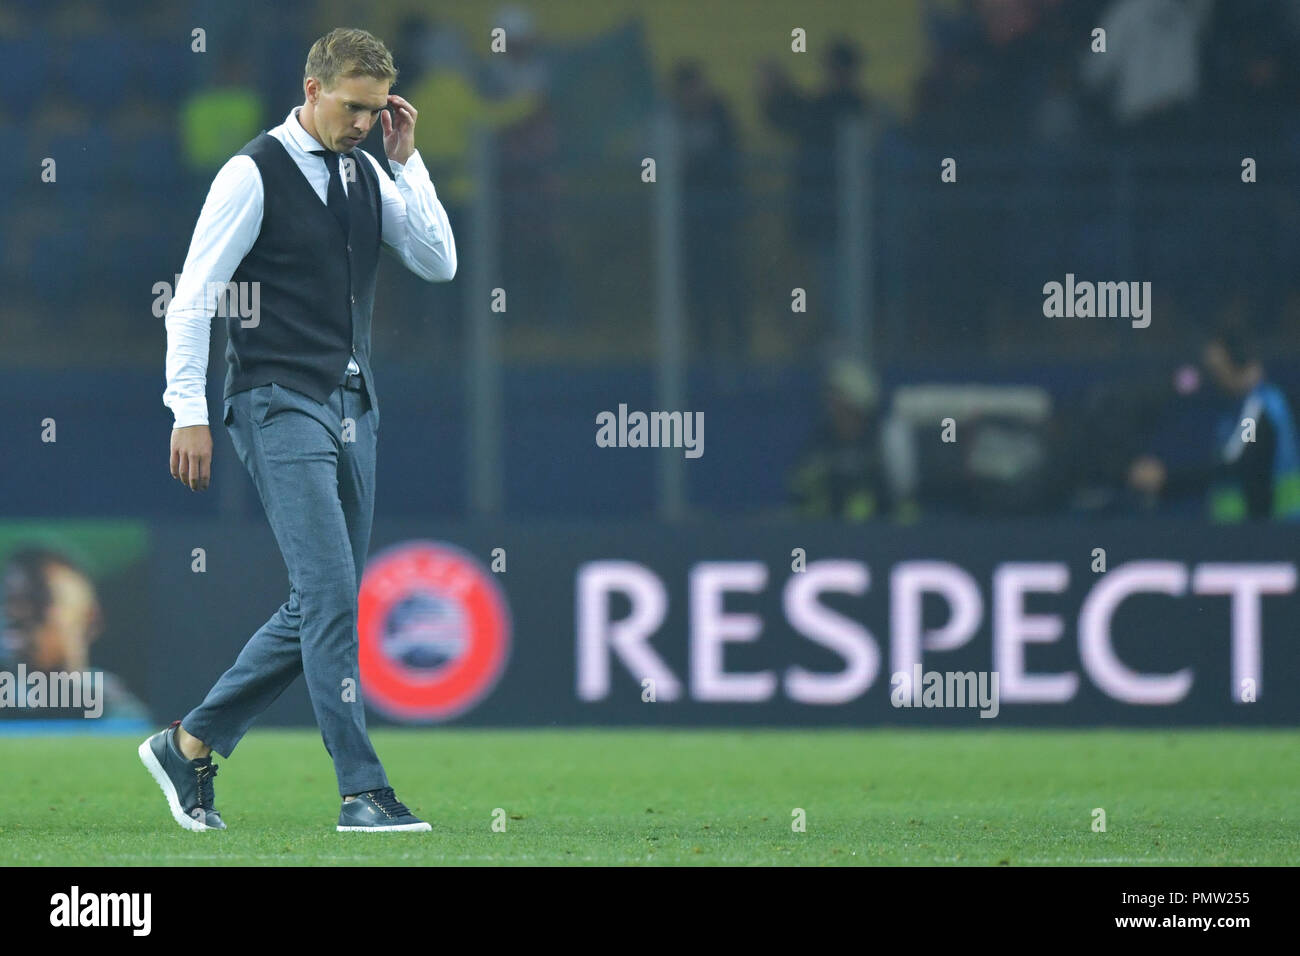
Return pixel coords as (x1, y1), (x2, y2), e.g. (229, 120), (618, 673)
(337, 787), (431, 832)
(137, 720), (226, 831)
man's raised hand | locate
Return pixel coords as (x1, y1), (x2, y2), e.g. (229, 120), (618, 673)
(381, 94), (417, 165)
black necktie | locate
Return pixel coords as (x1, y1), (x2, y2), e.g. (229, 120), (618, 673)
(311, 148), (350, 235)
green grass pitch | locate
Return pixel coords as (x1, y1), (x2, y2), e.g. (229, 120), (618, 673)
(1, 728), (1295, 866)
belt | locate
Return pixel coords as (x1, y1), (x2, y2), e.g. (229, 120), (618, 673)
(341, 370), (364, 392)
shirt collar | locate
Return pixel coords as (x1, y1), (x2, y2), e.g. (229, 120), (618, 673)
(284, 106), (328, 154)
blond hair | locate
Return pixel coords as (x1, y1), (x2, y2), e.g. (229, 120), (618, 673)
(304, 28), (397, 90)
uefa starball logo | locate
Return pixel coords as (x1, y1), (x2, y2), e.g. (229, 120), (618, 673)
(357, 541), (511, 721)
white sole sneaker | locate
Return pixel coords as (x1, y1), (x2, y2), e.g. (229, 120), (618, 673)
(137, 734), (214, 832)
(337, 822), (432, 832)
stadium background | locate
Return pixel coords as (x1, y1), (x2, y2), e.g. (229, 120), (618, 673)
(3, 0), (1299, 733)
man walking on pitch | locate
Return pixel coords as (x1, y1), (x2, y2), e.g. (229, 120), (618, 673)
(143, 28), (456, 832)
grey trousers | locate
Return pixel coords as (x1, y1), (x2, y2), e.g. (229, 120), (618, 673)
(182, 381), (389, 797)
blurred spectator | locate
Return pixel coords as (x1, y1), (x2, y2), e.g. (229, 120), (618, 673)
(671, 60), (747, 361)
(0, 547), (149, 720)
(404, 19), (538, 335)
(913, 0), (1101, 143)
(179, 51), (265, 174)
(391, 14), (437, 91)
(1023, 1), (1096, 145)
(758, 38), (876, 352)
(974, 0), (1044, 46)
(410, 20), (538, 208)
(1080, 0), (1213, 141)
(1060, 373), (1181, 514)
(488, 5), (576, 327)
(976, 0), (1071, 136)
(789, 360), (898, 520)
(1129, 323), (1300, 520)
(1202, 0), (1300, 142)
(914, 0), (1030, 143)
(485, 4), (552, 99)
(1033, 59), (1086, 145)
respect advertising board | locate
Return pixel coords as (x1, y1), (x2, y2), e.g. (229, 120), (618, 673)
(143, 518), (1300, 727)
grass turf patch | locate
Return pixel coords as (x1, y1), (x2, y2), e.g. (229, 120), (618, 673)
(0, 728), (1295, 866)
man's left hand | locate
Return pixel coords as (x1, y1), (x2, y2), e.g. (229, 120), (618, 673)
(382, 94), (417, 165)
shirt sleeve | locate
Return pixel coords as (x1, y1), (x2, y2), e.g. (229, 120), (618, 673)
(162, 155), (264, 428)
(363, 147), (458, 282)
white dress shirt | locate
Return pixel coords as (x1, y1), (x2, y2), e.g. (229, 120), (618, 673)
(164, 106), (457, 428)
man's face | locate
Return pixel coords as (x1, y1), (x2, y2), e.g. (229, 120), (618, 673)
(307, 73), (391, 152)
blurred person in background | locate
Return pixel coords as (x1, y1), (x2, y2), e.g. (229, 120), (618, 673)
(789, 359), (899, 521)
(1080, 0), (1214, 142)
(1032, 58), (1087, 146)
(1202, 0), (1300, 142)
(1060, 372), (1181, 514)
(405, 18), (538, 343)
(758, 38), (875, 354)
(913, 0), (998, 142)
(0, 547), (150, 720)
(671, 60), (747, 365)
(410, 19), (538, 209)
(391, 15), (437, 91)
(179, 51), (266, 175)
(1128, 324), (1300, 520)
(178, 52), (267, 215)
(487, 5), (575, 328)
